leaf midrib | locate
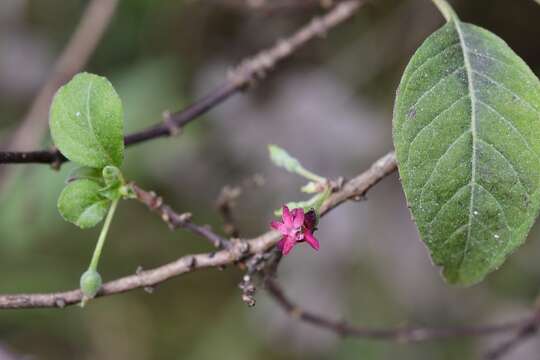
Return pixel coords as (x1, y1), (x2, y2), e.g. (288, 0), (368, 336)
(454, 19), (478, 271)
(85, 79), (114, 165)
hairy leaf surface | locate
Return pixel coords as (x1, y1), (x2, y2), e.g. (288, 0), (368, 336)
(50, 73), (124, 168)
(58, 179), (110, 229)
(393, 14), (540, 285)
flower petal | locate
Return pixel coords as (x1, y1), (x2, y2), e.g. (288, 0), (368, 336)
(292, 208), (305, 228)
(304, 231), (320, 251)
(271, 220), (288, 235)
(277, 238), (286, 250)
(281, 237), (296, 255)
(282, 206), (292, 227)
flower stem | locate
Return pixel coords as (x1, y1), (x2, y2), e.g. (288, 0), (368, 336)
(296, 167), (326, 183)
(89, 199), (119, 271)
(313, 186), (332, 212)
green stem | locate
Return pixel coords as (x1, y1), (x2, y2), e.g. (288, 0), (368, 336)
(431, 0), (458, 22)
(313, 186), (332, 212)
(296, 167), (326, 183)
(89, 199), (119, 271)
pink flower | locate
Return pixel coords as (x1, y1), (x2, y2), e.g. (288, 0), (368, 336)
(270, 206), (320, 255)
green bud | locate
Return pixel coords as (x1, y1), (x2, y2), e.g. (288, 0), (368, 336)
(102, 165), (124, 188)
(301, 182), (319, 193)
(80, 269), (102, 299)
(119, 184), (136, 199)
(268, 144), (301, 173)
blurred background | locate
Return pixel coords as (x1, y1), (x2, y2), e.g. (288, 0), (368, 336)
(1, 0), (540, 359)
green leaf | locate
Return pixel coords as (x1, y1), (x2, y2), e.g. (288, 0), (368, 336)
(50, 72), (124, 168)
(268, 144), (325, 182)
(393, 5), (540, 285)
(66, 166), (103, 184)
(268, 144), (302, 173)
(58, 179), (110, 229)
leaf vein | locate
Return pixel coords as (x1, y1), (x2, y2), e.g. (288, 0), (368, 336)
(477, 138), (529, 196)
(409, 65), (466, 110)
(403, 42), (461, 90)
(428, 183), (471, 226)
(472, 70), (540, 115)
(477, 100), (540, 166)
(474, 183), (511, 231)
(405, 94), (468, 167)
(466, 49), (533, 80)
(418, 130), (471, 199)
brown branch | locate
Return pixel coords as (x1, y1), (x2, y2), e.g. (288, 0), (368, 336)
(216, 185), (243, 237)
(2, 149), (538, 355)
(217, 0), (343, 14)
(265, 278), (540, 344)
(0, 0), (119, 162)
(130, 182), (232, 250)
(484, 315), (540, 360)
(0, 0), (368, 166)
(0, 150), (395, 309)
(320, 151), (397, 214)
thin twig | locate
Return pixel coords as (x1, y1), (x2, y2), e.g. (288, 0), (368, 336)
(217, 0), (341, 13)
(0, 0), (367, 166)
(483, 312), (540, 360)
(215, 174), (266, 237)
(2, 149), (538, 354)
(0, 150), (395, 309)
(216, 185), (243, 237)
(130, 182), (232, 250)
(265, 278), (540, 343)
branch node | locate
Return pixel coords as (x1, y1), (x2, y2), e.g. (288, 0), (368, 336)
(163, 110), (181, 136)
(310, 18), (329, 38)
(235, 239), (250, 255)
(239, 274), (256, 307)
(178, 212), (192, 223)
(187, 256), (197, 270)
(161, 212), (171, 225)
(50, 149), (63, 171)
(54, 298), (67, 308)
(290, 306), (303, 319)
(150, 193), (163, 209)
(352, 194), (367, 202)
(331, 177), (345, 191)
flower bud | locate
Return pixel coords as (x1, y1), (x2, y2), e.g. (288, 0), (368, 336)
(102, 165), (123, 188)
(80, 269), (102, 299)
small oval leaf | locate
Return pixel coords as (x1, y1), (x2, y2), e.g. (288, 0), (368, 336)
(393, 14), (540, 285)
(58, 179), (110, 229)
(268, 144), (302, 173)
(50, 73), (124, 168)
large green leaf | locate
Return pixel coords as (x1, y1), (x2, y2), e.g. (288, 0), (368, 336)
(393, 4), (540, 285)
(50, 73), (124, 168)
(57, 179), (110, 229)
